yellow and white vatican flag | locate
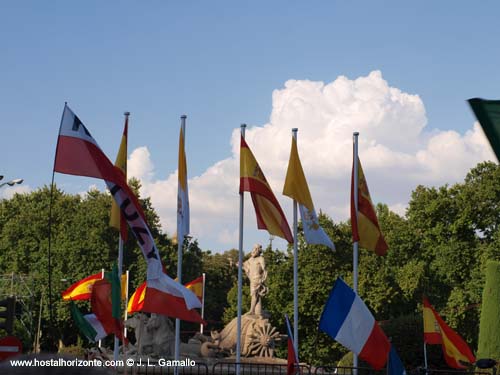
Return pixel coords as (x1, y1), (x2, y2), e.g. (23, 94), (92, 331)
(283, 136), (335, 250)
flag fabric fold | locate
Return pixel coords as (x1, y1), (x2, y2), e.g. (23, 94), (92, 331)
(283, 136), (334, 250)
(319, 277), (391, 370)
(110, 115), (128, 241)
(468, 98), (500, 161)
(285, 314), (300, 375)
(350, 157), (388, 256)
(61, 272), (103, 301)
(177, 123), (190, 243)
(423, 297), (475, 369)
(240, 136), (293, 243)
(54, 105), (202, 319)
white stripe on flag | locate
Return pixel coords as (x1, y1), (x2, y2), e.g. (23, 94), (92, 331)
(335, 295), (375, 354)
(84, 313), (108, 341)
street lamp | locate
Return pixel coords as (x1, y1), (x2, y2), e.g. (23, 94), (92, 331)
(0, 178), (23, 188)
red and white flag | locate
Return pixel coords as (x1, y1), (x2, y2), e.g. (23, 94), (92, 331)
(54, 105), (202, 316)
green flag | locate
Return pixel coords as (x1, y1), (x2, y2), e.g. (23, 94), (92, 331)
(468, 98), (500, 161)
(104, 263), (122, 321)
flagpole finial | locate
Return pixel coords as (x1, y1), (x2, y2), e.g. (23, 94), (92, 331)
(292, 128), (298, 132)
(354, 132), (359, 136)
(241, 123), (247, 129)
(124, 111), (130, 117)
(181, 115), (187, 119)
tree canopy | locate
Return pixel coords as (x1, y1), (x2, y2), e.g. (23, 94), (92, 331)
(1, 162), (500, 368)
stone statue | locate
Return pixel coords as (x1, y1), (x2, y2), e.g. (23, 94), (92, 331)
(146, 313), (175, 357)
(243, 244), (268, 316)
(125, 313), (174, 357)
(125, 313), (150, 355)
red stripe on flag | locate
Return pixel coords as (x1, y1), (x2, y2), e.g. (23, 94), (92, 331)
(55, 136), (122, 185)
(61, 272), (102, 301)
(358, 321), (391, 370)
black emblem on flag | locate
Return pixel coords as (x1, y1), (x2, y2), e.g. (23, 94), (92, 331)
(72, 115), (91, 137)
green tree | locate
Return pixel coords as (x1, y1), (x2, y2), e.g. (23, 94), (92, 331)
(477, 261), (500, 360)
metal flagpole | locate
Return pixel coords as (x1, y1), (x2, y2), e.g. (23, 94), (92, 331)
(99, 268), (105, 349)
(236, 124), (247, 375)
(424, 342), (428, 370)
(175, 115), (187, 374)
(353, 132), (359, 372)
(47, 102), (67, 349)
(114, 111), (129, 362)
(292, 128), (299, 355)
(200, 273), (206, 334)
(124, 270), (130, 338)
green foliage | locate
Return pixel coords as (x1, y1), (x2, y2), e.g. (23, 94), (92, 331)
(477, 261), (500, 360)
(202, 249), (238, 330)
(3, 161), (500, 367)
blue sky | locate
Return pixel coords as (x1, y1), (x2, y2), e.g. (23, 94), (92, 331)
(1, 1), (499, 252)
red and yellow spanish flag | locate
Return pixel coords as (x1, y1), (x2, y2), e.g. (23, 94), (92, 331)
(109, 114), (128, 241)
(240, 136), (293, 243)
(350, 157), (388, 255)
(127, 281), (147, 314)
(61, 271), (103, 301)
(185, 276), (203, 301)
(423, 297), (476, 369)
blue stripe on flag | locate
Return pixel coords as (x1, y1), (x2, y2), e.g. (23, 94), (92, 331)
(319, 278), (356, 339)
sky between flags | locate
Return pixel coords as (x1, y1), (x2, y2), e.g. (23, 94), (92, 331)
(1, 2), (499, 252)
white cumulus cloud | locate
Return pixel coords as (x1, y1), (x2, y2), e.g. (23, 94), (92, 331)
(127, 70), (495, 252)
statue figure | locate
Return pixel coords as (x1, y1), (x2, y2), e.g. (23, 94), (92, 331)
(243, 244), (268, 316)
(146, 313), (175, 356)
(125, 313), (151, 355)
(125, 313), (174, 357)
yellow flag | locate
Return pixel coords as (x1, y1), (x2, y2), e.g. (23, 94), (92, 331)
(283, 136), (334, 249)
(110, 116), (128, 239)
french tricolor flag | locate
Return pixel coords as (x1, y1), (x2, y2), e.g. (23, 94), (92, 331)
(319, 278), (391, 370)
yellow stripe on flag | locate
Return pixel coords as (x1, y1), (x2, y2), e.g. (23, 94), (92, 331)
(283, 137), (313, 210)
(239, 137), (293, 243)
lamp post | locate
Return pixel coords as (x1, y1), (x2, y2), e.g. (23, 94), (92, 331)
(0, 178), (23, 188)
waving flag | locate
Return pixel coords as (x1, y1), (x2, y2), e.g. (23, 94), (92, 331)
(283, 136), (334, 250)
(70, 302), (107, 342)
(127, 282), (147, 314)
(468, 98), (500, 160)
(185, 276), (203, 301)
(54, 105), (202, 320)
(127, 277), (205, 323)
(61, 271), (103, 301)
(350, 157), (388, 256)
(319, 278), (390, 370)
(91, 265), (127, 343)
(423, 297), (475, 369)
(109, 115), (128, 241)
(177, 121), (190, 243)
(240, 136), (293, 243)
